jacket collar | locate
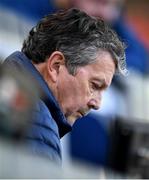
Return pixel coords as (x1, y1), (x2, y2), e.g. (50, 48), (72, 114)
(5, 51), (72, 137)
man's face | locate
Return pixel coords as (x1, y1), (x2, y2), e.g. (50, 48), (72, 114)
(56, 51), (115, 125)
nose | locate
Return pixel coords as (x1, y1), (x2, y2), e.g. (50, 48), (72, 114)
(87, 97), (101, 110)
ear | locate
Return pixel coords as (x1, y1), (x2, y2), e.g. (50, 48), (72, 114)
(47, 51), (65, 82)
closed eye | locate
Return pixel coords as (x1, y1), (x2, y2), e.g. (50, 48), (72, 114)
(92, 82), (100, 90)
(92, 82), (107, 91)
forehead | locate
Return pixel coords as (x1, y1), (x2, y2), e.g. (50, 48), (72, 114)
(84, 51), (115, 73)
(76, 51), (116, 84)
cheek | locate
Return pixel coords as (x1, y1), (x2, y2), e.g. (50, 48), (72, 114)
(65, 87), (85, 109)
(57, 81), (81, 113)
(57, 72), (90, 114)
(63, 86), (89, 114)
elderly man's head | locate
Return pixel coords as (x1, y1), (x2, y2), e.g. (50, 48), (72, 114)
(22, 8), (127, 125)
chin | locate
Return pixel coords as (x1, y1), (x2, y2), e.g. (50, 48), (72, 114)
(66, 113), (81, 126)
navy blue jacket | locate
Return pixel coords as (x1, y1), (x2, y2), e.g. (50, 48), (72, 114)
(3, 51), (72, 164)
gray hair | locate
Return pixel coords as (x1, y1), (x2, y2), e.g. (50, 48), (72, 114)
(22, 8), (127, 76)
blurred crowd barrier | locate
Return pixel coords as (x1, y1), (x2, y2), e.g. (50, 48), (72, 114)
(0, 138), (106, 179)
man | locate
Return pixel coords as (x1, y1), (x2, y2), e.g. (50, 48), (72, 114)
(3, 8), (127, 164)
